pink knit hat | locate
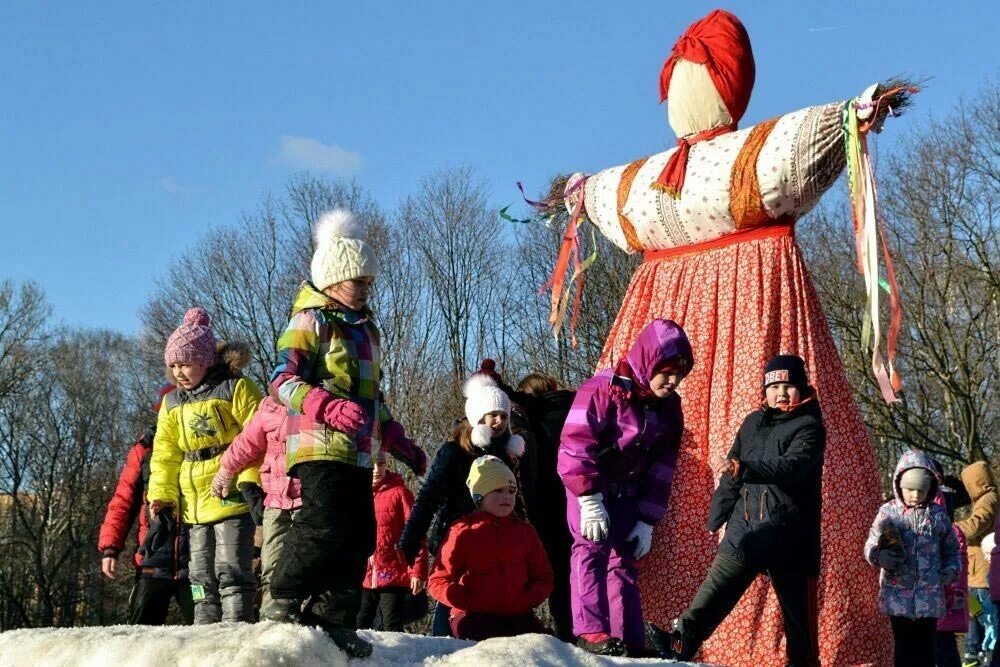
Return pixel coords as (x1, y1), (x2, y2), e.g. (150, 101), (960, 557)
(164, 307), (217, 367)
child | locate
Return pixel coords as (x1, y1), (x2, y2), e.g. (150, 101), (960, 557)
(398, 373), (527, 636)
(265, 209), (425, 658)
(357, 456), (428, 632)
(98, 388), (194, 625)
(865, 450), (961, 667)
(648, 354), (825, 665)
(930, 459), (968, 667)
(956, 462), (999, 666)
(427, 455), (553, 639)
(210, 395), (300, 621)
(147, 308), (263, 624)
(511, 372), (576, 643)
(558, 318), (693, 656)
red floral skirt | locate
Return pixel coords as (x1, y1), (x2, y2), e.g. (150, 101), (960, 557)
(600, 226), (890, 667)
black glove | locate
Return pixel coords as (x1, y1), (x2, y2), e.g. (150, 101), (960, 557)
(239, 483), (265, 526)
(397, 539), (419, 567)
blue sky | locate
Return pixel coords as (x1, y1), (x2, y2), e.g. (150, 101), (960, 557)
(1, 1), (995, 333)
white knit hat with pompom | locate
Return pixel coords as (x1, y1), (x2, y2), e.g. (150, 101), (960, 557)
(310, 209), (379, 291)
(463, 375), (525, 457)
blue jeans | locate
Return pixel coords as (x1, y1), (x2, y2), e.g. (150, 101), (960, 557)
(967, 588), (997, 656)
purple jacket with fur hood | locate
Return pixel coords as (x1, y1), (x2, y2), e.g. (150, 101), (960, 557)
(557, 319), (692, 525)
(864, 449), (961, 619)
(219, 396), (301, 511)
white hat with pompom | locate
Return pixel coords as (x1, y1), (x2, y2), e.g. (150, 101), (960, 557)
(310, 209), (379, 291)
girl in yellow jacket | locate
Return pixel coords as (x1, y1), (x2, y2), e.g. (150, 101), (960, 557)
(148, 307), (263, 624)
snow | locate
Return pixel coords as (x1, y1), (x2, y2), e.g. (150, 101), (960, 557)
(0, 622), (708, 666)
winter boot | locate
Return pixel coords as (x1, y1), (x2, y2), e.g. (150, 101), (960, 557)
(646, 620), (697, 661)
(264, 598), (302, 624)
(576, 633), (627, 656)
(323, 626), (374, 659)
(301, 609), (374, 659)
(962, 653), (981, 667)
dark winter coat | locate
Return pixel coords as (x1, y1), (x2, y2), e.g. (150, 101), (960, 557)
(427, 511), (553, 616)
(512, 389), (576, 541)
(138, 507), (191, 580)
(365, 472), (428, 589)
(707, 397), (826, 574)
(399, 430), (523, 559)
(98, 430), (190, 580)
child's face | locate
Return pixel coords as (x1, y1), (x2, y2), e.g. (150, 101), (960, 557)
(901, 485), (929, 507)
(765, 382), (802, 410)
(480, 411), (508, 436)
(170, 362), (208, 390)
(372, 459), (387, 487)
(649, 370), (684, 398)
(324, 277), (374, 312)
(480, 485), (517, 517)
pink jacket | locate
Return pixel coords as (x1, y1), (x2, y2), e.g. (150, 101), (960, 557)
(219, 396), (301, 510)
(935, 483), (969, 631)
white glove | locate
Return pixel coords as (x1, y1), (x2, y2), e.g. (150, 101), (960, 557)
(627, 520), (654, 559)
(578, 493), (609, 542)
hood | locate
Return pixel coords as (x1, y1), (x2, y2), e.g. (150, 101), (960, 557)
(960, 461), (996, 503)
(254, 396), (286, 428)
(183, 340), (251, 396)
(624, 319), (694, 390)
(893, 449), (940, 504)
(374, 471), (405, 494)
(290, 281), (371, 322)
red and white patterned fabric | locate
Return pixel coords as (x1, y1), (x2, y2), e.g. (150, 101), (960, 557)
(599, 226), (891, 666)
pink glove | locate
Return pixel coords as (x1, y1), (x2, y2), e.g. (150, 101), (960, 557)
(301, 388), (366, 435)
(324, 399), (366, 435)
(211, 467), (236, 498)
(382, 420), (428, 476)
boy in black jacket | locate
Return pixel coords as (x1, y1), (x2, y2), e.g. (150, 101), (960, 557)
(649, 354), (825, 666)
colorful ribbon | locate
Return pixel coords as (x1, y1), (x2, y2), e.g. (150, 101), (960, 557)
(845, 100), (903, 403)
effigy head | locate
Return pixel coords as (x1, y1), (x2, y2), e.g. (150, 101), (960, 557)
(659, 9), (755, 139)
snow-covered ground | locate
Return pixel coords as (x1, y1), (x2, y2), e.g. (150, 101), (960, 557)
(0, 622), (707, 666)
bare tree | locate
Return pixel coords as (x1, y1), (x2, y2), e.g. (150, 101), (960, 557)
(399, 167), (505, 382)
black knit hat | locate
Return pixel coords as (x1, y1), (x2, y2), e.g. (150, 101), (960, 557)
(763, 354), (808, 389)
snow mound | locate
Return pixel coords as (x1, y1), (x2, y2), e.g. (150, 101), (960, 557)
(0, 621), (705, 666)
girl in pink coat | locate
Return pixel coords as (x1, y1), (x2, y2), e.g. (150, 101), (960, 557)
(212, 396), (301, 619)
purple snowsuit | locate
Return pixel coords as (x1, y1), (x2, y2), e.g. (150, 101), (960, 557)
(557, 319), (692, 646)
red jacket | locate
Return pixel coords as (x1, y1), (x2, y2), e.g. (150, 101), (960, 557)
(364, 472), (428, 589)
(428, 510), (553, 615)
(98, 435), (153, 568)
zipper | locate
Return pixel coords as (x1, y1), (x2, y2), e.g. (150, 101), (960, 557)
(173, 513), (181, 581)
(180, 402), (198, 524)
(743, 488), (750, 521)
(760, 489), (767, 521)
(213, 405), (228, 433)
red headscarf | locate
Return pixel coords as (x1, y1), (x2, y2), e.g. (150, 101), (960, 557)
(654, 9), (755, 197)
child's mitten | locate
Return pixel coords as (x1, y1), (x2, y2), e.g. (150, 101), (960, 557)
(211, 467), (236, 498)
(323, 399), (366, 435)
(877, 548), (905, 572)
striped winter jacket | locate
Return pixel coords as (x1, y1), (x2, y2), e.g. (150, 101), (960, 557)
(270, 282), (393, 471)
(148, 344), (263, 525)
